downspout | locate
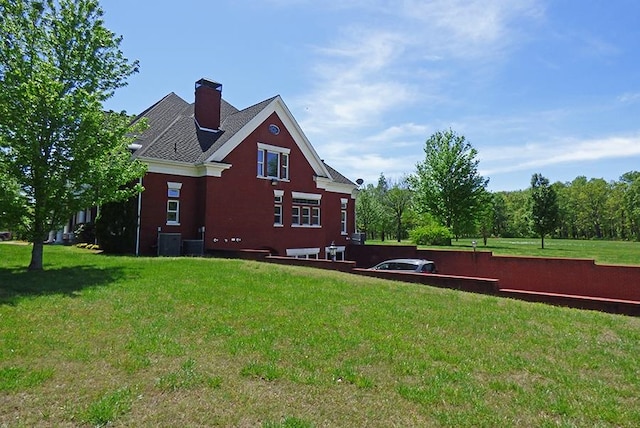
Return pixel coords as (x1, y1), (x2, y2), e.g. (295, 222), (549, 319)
(135, 176), (143, 256)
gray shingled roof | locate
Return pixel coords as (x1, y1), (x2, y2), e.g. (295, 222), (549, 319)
(131, 91), (354, 186)
(131, 94), (275, 164)
(323, 162), (355, 185)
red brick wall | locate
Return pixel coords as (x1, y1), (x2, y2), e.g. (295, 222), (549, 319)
(348, 245), (640, 302)
(138, 173), (204, 255)
(201, 112), (353, 256)
(139, 112), (355, 257)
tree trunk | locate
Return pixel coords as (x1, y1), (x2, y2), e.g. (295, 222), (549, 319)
(28, 213), (46, 270)
(29, 241), (44, 271)
(541, 235), (545, 249)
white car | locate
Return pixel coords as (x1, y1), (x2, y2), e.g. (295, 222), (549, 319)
(369, 258), (437, 274)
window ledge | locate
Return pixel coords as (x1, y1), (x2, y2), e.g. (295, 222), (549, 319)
(257, 176), (290, 182)
(292, 225), (322, 228)
(166, 222), (181, 226)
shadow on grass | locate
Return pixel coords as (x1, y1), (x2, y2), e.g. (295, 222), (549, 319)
(0, 265), (131, 305)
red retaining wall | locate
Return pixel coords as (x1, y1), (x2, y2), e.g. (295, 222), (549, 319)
(354, 269), (499, 295)
(347, 245), (640, 303)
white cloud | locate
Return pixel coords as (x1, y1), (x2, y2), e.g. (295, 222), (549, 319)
(364, 123), (430, 144)
(283, 0), (548, 185)
(480, 134), (640, 175)
(294, 0), (544, 136)
(618, 92), (640, 104)
(397, 0), (544, 59)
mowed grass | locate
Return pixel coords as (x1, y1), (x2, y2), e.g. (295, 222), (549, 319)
(1, 243), (640, 426)
(370, 237), (640, 266)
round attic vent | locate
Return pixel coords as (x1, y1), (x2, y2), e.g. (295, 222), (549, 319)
(268, 124), (280, 135)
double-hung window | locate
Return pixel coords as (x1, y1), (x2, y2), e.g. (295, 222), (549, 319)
(292, 192), (321, 227)
(257, 143), (290, 181)
(274, 190), (284, 226)
(167, 200), (180, 224)
(341, 198), (348, 234)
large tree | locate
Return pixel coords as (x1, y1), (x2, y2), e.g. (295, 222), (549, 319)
(621, 171), (640, 240)
(530, 173), (559, 249)
(382, 177), (413, 242)
(355, 183), (383, 240)
(410, 129), (488, 239)
(0, 0), (146, 270)
(375, 173), (393, 241)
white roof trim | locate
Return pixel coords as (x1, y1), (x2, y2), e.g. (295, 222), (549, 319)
(205, 96), (331, 179)
(315, 176), (358, 196)
(141, 157), (231, 178)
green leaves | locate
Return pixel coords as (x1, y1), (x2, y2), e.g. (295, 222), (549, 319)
(530, 173), (559, 248)
(412, 129), (488, 237)
(0, 0), (143, 269)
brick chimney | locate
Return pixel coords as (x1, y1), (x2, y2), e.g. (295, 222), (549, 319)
(194, 78), (222, 131)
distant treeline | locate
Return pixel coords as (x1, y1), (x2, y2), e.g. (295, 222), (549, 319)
(494, 172), (640, 240)
(357, 171), (640, 242)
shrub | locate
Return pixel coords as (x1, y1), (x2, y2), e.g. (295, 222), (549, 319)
(74, 222), (96, 244)
(95, 196), (137, 254)
(409, 225), (453, 246)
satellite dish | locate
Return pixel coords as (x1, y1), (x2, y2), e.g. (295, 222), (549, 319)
(356, 178), (364, 185)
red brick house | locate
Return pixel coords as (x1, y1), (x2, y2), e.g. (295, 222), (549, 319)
(128, 78), (358, 258)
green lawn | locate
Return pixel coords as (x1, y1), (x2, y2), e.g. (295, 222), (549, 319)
(368, 237), (640, 266)
(1, 243), (640, 426)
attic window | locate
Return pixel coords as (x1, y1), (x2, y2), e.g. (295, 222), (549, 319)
(257, 143), (290, 180)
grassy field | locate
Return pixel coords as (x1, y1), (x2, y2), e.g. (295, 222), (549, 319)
(368, 237), (640, 266)
(1, 243), (640, 427)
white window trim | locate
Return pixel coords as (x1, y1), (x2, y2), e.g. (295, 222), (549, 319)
(166, 200), (180, 226)
(167, 182), (182, 198)
(257, 144), (291, 181)
(166, 182), (182, 225)
(286, 248), (320, 258)
(341, 198), (348, 234)
(291, 207), (321, 227)
(292, 191), (321, 201)
(258, 142), (291, 155)
(274, 189), (284, 227)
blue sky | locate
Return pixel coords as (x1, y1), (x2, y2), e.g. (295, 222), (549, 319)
(101, 0), (640, 191)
